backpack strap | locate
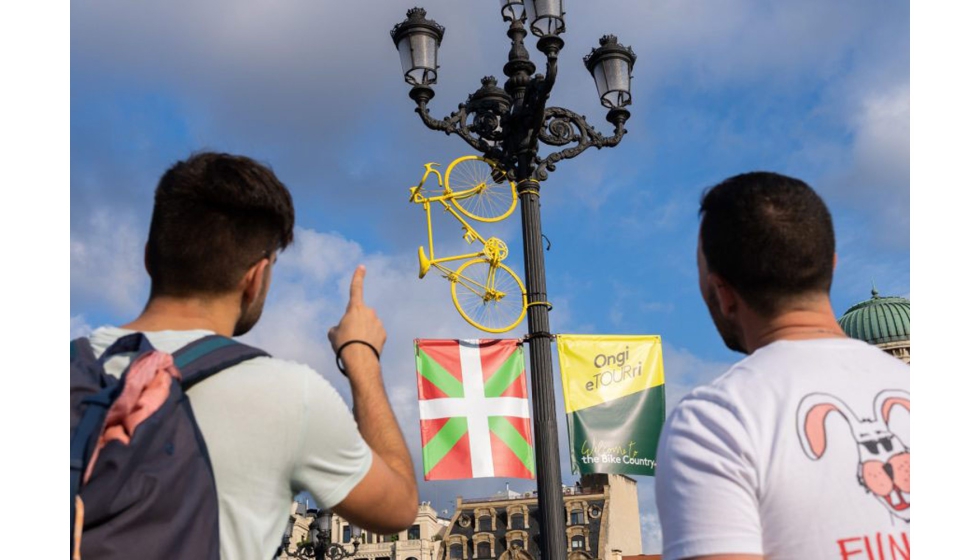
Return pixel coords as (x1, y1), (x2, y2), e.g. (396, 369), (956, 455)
(71, 337), (95, 363)
(172, 335), (270, 390)
(98, 332), (157, 367)
(71, 334), (156, 517)
(71, 334), (142, 558)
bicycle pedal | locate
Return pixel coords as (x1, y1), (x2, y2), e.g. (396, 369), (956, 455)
(417, 247), (431, 279)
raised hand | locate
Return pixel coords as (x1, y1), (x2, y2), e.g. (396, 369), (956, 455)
(328, 266), (387, 374)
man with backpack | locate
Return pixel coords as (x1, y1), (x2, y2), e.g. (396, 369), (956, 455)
(70, 152), (418, 559)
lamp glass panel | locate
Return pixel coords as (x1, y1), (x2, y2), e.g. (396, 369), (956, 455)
(525, 0), (563, 35)
(399, 33), (438, 85)
(501, 0), (525, 21)
(591, 61), (609, 99)
(599, 57), (631, 108)
(398, 37), (414, 78)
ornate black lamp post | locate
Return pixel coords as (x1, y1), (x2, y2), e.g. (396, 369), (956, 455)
(278, 509), (360, 560)
(392, 3), (635, 559)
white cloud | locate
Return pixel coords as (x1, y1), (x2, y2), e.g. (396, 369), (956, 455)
(845, 83), (911, 245)
(641, 511), (664, 554)
(852, 84), (910, 179)
(70, 210), (148, 316)
(662, 343), (735, 410)
(71, 315), (93, 339)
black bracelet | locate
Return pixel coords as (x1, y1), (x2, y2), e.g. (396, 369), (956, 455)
(335, 340), (381, 377)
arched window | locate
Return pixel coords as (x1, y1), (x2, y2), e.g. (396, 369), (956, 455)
(449, 544), (464, 559)
(408, 524), (421, 540)
(476, 542), (492, 558)
(511, 539), (524, 550)
(510, 513), (524, 530)
(570, 510), (585, 525)
(571, 535), (586, 550)
(477, 514), (492, 532)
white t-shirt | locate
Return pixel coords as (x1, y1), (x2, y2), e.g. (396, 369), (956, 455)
(88, 327), (373, 560)
(655, 338), (910, 560)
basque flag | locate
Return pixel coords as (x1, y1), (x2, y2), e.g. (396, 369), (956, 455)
(415, 339), (536, 481)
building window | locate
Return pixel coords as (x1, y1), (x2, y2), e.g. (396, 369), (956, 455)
(342, 526), (351, 543)
(408, 524), (421, 540)
(571, 535), (586, 550)
(476, 542), (491, 558)
(477, 514), (492, 532)
(510, 513), (524, 530)
(570, 510), (584, 525)
(450, 544), (464, 559)
(511, 539), (524, 550)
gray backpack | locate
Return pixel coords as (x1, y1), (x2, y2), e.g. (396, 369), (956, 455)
(70, 332), (268, 559)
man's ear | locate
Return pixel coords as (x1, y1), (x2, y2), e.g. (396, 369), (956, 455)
(711, 273), (738, 318)
(241, 258), (270, 304)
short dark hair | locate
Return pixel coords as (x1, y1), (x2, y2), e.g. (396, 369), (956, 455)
(146, 152), (295, 297)
(699, 171), (835, 316)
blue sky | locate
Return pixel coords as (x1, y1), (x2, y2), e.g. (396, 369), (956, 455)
(70, 0), (909, 553)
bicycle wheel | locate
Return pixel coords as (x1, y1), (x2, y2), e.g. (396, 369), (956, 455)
(444, 155), (518, 223)
(450, 259), (527, 333)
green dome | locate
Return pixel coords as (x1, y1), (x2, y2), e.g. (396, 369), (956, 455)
(838, 287), (910, 345)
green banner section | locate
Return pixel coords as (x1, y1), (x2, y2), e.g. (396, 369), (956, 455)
(567, 379), (665, 476)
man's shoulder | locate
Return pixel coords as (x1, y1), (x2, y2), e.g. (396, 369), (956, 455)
(87, 326), (326, 381)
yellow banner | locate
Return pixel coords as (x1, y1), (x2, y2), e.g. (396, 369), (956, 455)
(556, 335), (664, 413)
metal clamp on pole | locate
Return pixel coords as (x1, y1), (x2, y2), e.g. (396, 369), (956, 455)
(523, 331), (555, 342)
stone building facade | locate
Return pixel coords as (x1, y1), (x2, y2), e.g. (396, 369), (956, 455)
(440, 474), (641, 560)
(279, 501), (450, 560)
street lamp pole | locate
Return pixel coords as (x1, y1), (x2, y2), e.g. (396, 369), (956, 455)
(392, 4), (636, 559)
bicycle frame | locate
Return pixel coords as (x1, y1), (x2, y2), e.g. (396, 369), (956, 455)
(410, 167), (502, 274)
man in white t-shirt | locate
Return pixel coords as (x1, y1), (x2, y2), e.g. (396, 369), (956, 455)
(655, 172), (910, 560)
(85, 152), (418, 560)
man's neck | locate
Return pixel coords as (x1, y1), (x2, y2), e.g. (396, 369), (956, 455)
(123, 295), (238, 337)
(742, 297), (847, 353)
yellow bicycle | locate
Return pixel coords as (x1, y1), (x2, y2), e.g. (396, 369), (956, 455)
(409, 155), (527, 333)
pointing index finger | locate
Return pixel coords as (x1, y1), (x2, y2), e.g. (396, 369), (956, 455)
(349, 265), (366, 307)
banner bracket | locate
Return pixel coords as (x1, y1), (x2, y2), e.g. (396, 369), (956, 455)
(522, 331), (555, 342)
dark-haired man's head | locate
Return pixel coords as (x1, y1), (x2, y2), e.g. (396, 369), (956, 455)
(145, 152), (295, 335)
(697, 171), (835, 352)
